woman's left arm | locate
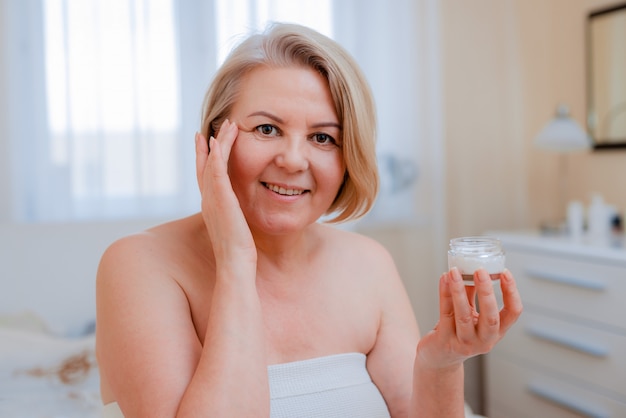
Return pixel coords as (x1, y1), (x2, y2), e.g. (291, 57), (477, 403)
(368, 262), (522, 418)
(410, 268), (522, 417)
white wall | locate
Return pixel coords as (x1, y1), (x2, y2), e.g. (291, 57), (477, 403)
(0, 219), (162, 335)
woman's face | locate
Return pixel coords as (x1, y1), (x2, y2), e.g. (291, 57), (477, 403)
(228, 65), (345, 235)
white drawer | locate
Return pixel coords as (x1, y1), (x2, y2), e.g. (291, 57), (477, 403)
(505, 250), (626, 331)
(485, 355), (626, 418)
(493, 310), (626, 398)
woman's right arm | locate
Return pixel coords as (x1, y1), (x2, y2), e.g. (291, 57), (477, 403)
(96, 120), (269, 417)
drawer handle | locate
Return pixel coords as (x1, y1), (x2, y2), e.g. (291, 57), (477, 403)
(525, 268), (606, 291)
(526, 324), (609, 357)
(527, 381), (609, 418)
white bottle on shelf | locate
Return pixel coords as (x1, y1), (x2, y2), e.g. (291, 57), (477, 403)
(587, 194), (610, 245)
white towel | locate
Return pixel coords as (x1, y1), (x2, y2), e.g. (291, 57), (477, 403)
(269, 352), (390, 418)
(102, 352), (390, 418)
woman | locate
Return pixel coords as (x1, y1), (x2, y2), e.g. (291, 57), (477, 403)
(96, 23), (522, 417)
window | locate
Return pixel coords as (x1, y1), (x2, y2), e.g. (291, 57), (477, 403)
(44, 0), (180, 205)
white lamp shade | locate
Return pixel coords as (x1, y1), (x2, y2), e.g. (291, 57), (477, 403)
(534, 105), (591, 152)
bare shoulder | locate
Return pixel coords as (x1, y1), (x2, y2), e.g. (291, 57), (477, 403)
(315, 224), (400, 286)
(95, 214), (210, 333)
(314, 223), (413, 330)
(100, 216), (189, 258)
(328, 225), (410, 307)
(95, 214), (205, 329)
(98, 231), (160, 275)
(98, 214), (207, 283)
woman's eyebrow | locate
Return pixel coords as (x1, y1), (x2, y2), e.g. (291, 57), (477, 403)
(247, 111), (341, 130)
(311, 122), (342, 130)
(247, 111), (284, 123)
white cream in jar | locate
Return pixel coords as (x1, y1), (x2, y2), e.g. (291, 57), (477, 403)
(447, 236), (505, 285)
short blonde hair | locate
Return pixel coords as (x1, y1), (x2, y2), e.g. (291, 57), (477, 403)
(201, 23), (378, 223)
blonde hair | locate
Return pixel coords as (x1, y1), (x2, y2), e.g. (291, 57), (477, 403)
(201, 23), (378, 223)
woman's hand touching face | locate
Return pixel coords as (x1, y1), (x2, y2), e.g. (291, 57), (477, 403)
(416, 268), (522, 370)
(195, 120), (257, 268)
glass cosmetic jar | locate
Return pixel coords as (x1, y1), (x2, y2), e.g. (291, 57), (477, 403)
(448, 236), (505, 285)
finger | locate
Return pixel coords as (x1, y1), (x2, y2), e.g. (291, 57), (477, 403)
(213, 119), (239, 163)
(474, 269), (500, 344)
(448, 267), (475, 343)
(207, 135), (227, 177)
(499, 269), (523, 333)
(197, 134), (231, 204)
(438, 272), (455, 332)
(195, 132), (209, 190)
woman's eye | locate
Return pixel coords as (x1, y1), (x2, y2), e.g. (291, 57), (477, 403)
(256, 124), (279, 136)
(312, 133), (337, 145)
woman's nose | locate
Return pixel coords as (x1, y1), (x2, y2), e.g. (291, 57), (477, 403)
(274, 137), (309, 172)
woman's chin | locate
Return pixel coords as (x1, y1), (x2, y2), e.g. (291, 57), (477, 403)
(249, 213), (319, 236)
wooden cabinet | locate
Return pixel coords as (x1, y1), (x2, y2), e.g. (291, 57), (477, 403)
(485, 233), (626, 418)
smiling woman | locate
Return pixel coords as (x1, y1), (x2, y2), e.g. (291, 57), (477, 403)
(95, 22), (522, 418)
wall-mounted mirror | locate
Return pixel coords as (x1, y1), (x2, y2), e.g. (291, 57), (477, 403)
(587, 2), (626, 149)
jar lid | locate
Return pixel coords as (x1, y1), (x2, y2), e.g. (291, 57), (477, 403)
(449, 236), (502, 255)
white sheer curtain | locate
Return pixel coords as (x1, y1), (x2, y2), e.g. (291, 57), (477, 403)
(2, 0), (211, 222)
(0, 0), (442, 225)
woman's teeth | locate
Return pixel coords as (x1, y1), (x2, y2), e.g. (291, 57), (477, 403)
(264, 183), (304, 196)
